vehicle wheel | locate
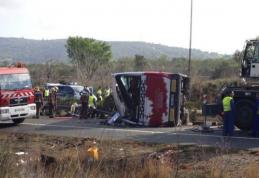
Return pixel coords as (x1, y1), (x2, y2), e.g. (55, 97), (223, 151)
(235, 99), (255, 131)
(13, 118), (25, 125)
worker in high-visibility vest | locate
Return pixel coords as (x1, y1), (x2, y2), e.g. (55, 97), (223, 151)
(222, 90), (235, 136)
(41, 87), (49, 115)
(96, 86), (102, 97)
(96, 93), (103, 108)
(88, 92), (97, 118)
(104, 86), (111, 97)
(44, 87), (49, 98)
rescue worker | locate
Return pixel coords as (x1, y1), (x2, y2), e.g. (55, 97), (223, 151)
(48, 87), (58, 118)
(53, 87), (59, 111)
(80, 87), (89, 119)
(88, 91), (97, 118)
(222, 90), (235, 136)
(34, 87), (44, 119)
(44, 87), (49, 99)
(96, 86), (102, 97)
(70, 101), (78, 117)
(41, 87), (49, 115)
(96, 92), (103, 108)
(104, 86), (111, 97)
(96, 92), (104, 118)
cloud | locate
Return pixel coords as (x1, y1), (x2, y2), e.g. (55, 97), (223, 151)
(0, 0), (25, 9)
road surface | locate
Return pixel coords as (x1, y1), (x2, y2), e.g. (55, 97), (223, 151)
(0, 117), (259, 150)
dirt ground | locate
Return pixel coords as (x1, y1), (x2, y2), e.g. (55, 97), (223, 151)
(0, 132), (258, 178)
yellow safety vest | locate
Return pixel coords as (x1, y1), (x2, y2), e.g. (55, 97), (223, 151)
(222, 96), (233, 112)
(44, 89), (49, 97)
(89, 95), (95, 107)
(97, 89), (102, 96)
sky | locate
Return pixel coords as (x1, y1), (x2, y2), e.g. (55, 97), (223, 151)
(0, 0), (259, 54)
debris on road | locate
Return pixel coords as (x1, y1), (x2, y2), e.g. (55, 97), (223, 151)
(87, 146), (99, 161)
(15, 152), (28, 156)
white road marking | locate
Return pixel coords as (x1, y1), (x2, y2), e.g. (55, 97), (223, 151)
(21, 122), (259, 141)
(21, 122), (164, 134)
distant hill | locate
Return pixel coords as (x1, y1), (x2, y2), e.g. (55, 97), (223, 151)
(0, 37), (230, 63)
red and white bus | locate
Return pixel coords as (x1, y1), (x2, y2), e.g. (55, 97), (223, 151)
(112, 72), (189, 127)
(0, 65), (36, 124)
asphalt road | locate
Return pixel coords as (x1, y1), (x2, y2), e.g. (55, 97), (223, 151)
(1, 117), (259, 150)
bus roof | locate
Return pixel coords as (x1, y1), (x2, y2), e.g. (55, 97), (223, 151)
(0, 67), (29, 75)
(113, 71), (188, 78)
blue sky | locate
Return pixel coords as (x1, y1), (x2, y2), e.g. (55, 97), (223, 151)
(1, 0), (259, 54)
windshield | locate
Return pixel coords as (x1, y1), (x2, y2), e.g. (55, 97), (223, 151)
(0, 73), (32, 90)
(245, 42), (259, 62)
(71, 86), (84, 94)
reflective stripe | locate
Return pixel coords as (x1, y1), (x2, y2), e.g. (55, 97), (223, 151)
(223, 96), (233, 112)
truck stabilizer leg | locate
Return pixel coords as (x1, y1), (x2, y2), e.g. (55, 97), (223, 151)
(253, 99), (259, 137)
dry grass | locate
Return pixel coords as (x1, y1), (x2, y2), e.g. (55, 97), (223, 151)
(0, 132), (258, 178)
(243, 163), (259, 178)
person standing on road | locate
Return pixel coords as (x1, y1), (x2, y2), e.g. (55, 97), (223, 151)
(104, 86), (111, 97)
(222, 90), (235, 136)
(44, 87), (49, 99)
(88, 91), (97, 118)
(34, 87), (44, 119)
(48, 87), (57, 118)
(96, 86), (102, 97)
(41, 86), (49, 115)
(80, 87), (89, 119)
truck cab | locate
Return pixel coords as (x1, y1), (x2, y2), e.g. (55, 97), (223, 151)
(241, 40), (259, 79)
(222, 39), (259, 131)
(112, 72), (189, 127)
(0, 65), (36, 124)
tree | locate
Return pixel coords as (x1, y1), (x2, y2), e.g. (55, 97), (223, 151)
(45, 59), (57, 82)
(233, 50), (243, 64)
(134, 54), (146, 71)
(66, 37), (112, 83)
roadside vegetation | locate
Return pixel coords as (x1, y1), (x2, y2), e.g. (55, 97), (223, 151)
(27, 53), (240, 108)
(0, 37), (240, 109)
(0, 132), (258, 178)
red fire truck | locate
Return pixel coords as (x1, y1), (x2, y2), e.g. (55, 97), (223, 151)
(112, 72), (189, 127)
(0, 64), (36, 124)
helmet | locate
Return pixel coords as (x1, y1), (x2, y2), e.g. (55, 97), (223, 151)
(54, 86), (59, 92)
(35, 87), (40, 91)
(51, 87), (56, 92)
(84, 87), (90, 93)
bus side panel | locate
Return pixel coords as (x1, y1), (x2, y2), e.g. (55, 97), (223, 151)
(144, 75), (170, 127)
(138, 75), (147, 125)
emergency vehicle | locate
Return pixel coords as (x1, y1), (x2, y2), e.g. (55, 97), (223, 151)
(112, 72), (189, 127)
(0, 64), (36, 124)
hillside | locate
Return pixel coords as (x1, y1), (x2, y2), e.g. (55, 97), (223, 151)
(0, 37), (229, 63)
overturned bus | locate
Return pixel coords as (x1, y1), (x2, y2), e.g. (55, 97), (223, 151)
(112, 72), (189, 127)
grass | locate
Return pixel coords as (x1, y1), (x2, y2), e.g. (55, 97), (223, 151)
(0, 132), (258, 178)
